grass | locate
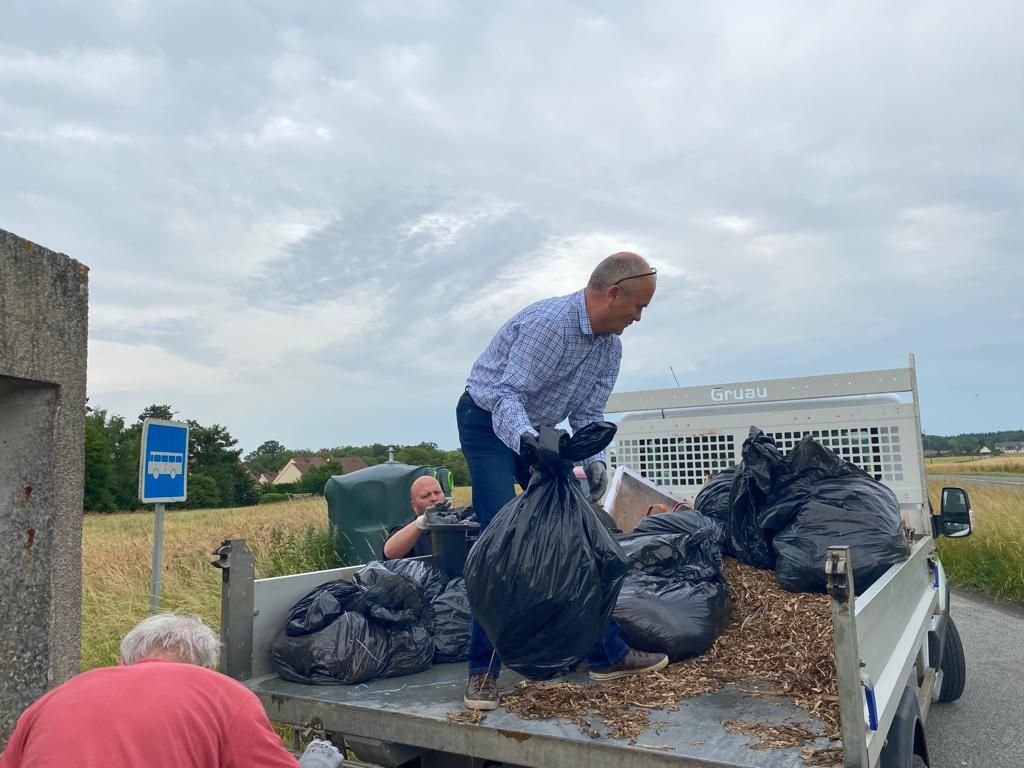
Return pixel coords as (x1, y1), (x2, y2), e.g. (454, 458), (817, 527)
(81, 488), (474, 670)
(926, 455), (1024, 475)
(930, 480), (1024, 603)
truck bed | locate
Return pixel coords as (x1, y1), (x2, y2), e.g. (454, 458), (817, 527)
(249, 662), (833, 768)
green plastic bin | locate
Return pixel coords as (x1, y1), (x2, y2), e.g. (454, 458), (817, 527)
(325, 463), (454, 566)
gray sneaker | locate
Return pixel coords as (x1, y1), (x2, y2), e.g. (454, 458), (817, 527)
(588, 648), (669, 681)
(464, 672), (499, 710)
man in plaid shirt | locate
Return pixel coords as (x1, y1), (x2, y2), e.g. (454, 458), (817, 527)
(457, 251), (667, 710)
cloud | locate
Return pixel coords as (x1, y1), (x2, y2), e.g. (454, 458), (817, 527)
(3, 1), (1022, 448)
(0, 44), (161, 102)
(88, 339), (232, 397)
(708, 215), (756, 235)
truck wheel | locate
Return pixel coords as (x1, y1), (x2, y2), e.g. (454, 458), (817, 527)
(938, 617), (966, 702)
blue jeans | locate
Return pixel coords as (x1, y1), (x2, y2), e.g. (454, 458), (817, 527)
(456, 391), (629, 677)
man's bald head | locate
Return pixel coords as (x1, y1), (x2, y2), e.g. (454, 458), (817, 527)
(587, 252), (653, 291)
(410, 475), (444, 516)
(584, 251), (657, 335)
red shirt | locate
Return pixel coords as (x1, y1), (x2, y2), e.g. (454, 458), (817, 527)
(0, 660), (299, 768)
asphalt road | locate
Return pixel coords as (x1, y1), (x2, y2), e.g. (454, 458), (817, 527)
(925, 591), (1024, 768)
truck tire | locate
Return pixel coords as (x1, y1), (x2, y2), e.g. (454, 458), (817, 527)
(879, 685), (928, 768)
(938, 616), (966, 703)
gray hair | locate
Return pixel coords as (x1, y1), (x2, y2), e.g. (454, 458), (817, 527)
(119, 612), (221, 669)
(587, 252), (652, 291)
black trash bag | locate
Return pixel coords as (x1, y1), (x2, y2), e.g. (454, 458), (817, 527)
(616, 527), (721, 585)
(271, 613), (434, 685)
(380, 558), (450, 604)
(285, 580), (363, 637)
(590, 500), (623, 534)
(430, 578), (472, 663)
(464, 423), (628, 680)
(614, 580), (731, 661)
(271, 612), (389, 685)
(693, 467), (736, 538)
(770, 437), (910, 593)
(728, 428), (786, 570)
(760, 436), (861, 532)
(632, 509), (725, 548)
(425, 504), (478, 526)
(350, 562), (429, 626)
(385, 623), (435, 677)
(612, 527), (731, 661)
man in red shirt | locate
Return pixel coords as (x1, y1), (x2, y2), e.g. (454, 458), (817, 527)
(0, 613), (342, 768)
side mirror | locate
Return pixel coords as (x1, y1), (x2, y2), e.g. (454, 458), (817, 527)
(940, 486), (973, 538)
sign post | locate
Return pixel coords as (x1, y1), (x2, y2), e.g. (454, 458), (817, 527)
(138, 418), (189, 612)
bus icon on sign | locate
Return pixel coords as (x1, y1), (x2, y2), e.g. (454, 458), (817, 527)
(139, 419), (189, 504)
(148, 451), (184, 479)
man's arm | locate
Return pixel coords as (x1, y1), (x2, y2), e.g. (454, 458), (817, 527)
(0, 710), (28, 767)
(488, 319), (566, 454)
(568, 341), (622, 466)
(382, 520), (424, 560)
(225, 690), (302, 768)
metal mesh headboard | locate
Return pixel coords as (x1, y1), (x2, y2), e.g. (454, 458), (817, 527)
(605, 361), (926, 505)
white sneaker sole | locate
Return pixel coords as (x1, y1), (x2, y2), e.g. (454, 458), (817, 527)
(463, 696), (499, 711)
(588, 654), (669, 681)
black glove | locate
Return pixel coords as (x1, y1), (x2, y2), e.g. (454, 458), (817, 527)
(519, 432), (540, 466)
(585, 461), (608, 502)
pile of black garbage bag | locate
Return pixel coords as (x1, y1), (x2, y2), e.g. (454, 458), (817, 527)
(465, 423), (629, 680)
(271, 558), (472, 685)
(694, 427), (910, 594)
(613, 510), (732, 661)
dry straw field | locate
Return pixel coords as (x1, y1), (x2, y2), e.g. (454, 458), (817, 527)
(926, 454), (1024, 475)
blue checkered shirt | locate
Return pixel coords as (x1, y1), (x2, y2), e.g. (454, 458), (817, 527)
(466, 289), (621, 466)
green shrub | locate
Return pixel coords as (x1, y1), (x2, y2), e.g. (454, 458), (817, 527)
(260, 524), (344, 578)
(185, 473), (222, 508)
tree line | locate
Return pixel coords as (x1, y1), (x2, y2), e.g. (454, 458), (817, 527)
(83, 404), (470, 513)
(84, 404), (260, 512)
(922, 429), (1024, 456)
(245, 440), (469, 494)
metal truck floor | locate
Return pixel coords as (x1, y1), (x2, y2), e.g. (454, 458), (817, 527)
(251, 662), (835, 768)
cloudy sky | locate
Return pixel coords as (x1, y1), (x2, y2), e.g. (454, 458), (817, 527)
(2, 0), (1021, 453)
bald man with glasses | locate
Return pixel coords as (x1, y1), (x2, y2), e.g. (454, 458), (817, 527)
(456, 251), (666, 710)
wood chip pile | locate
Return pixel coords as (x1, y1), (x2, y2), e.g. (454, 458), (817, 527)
(495, 558), (843, 765)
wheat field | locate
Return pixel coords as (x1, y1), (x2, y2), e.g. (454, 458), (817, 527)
(926, 455), (1024, 475)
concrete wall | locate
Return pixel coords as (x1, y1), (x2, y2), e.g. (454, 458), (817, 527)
(0, 229), (89, 743)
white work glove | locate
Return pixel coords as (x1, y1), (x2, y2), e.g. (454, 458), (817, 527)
(585, 461), (608, 502)
(298, 739), (344, 768)
(415, 514), (430, 531)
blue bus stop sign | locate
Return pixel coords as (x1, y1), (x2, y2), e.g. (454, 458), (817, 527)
(138, 418), (189, 503)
